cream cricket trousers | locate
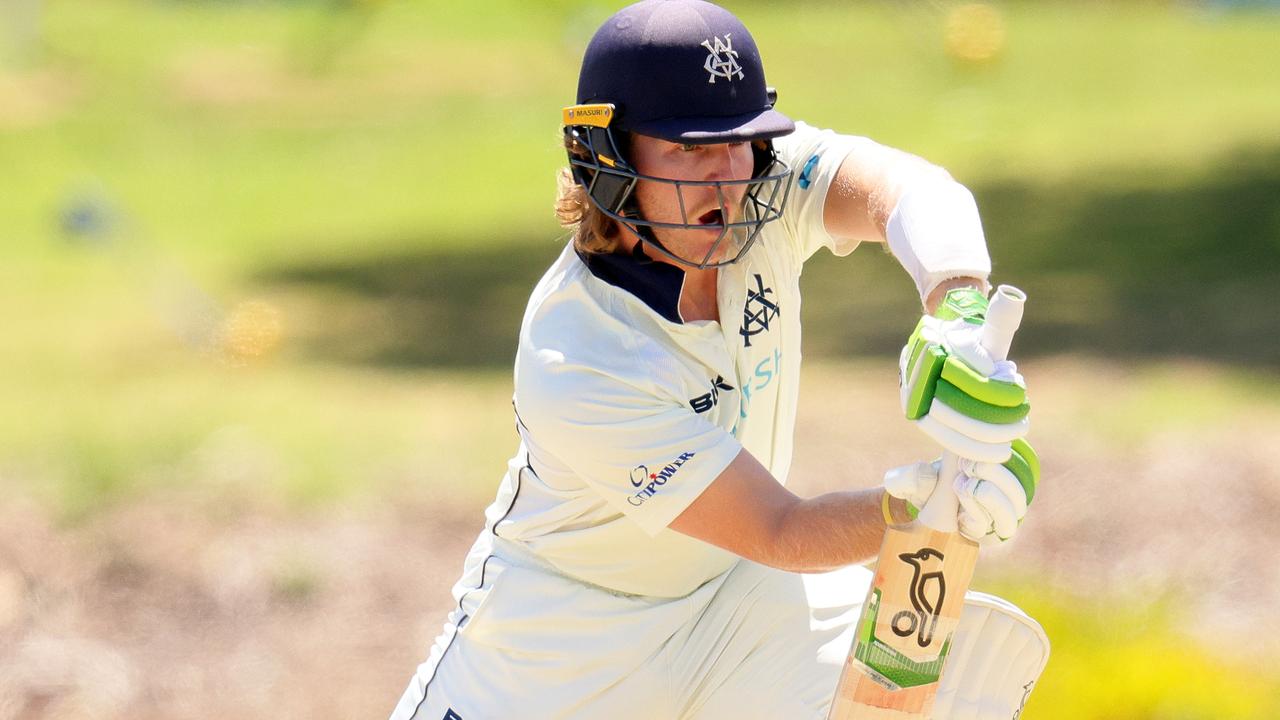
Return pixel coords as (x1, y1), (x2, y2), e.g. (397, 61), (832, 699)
(390, 540), (869, 720)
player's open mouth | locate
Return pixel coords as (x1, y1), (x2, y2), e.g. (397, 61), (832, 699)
(696, 209), (724, 226)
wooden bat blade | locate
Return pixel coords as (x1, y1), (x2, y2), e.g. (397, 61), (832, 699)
(827, 524), (979, 719)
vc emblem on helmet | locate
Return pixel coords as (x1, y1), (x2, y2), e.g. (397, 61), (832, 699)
(701, 34), (743, 84)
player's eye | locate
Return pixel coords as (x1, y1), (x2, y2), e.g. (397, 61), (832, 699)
(678, 143), (698, 152)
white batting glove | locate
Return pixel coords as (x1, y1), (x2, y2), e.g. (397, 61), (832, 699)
(883, 440), (1041, 544)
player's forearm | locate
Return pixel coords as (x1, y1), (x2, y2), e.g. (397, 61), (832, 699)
(762, 489), (911, 573)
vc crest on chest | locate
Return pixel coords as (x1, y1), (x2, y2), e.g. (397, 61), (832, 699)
(739, 273), (780, 348)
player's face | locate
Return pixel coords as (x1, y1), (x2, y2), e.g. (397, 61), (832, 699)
(629, 134), (755, 265)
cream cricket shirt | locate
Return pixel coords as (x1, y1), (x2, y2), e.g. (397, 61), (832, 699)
(473, 123), (863, 598)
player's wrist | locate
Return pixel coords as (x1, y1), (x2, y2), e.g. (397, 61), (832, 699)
(891, 495), (915, 526)
(880, 487), (918, 527)
(925, 280), (988, 317)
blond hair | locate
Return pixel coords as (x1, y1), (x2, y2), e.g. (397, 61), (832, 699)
(555, 134), (621, 255)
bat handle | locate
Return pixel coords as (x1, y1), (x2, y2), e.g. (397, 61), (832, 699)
(916, 285), (1026, 533)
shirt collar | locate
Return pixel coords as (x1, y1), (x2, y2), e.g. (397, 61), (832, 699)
(577, 243), (687, 324)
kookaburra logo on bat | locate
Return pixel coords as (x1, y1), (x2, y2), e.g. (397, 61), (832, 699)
(890, 547), (947, 648)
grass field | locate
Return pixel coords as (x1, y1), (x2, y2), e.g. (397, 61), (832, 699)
(3, 0), (1280, 717)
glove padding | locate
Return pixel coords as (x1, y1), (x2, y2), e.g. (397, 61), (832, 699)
(884, 439), (1041, 544)
(900, 288), (1029, 463)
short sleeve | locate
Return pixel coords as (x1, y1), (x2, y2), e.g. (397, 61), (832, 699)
(772, 121), (865, 263)
(516, 353), (744, 537)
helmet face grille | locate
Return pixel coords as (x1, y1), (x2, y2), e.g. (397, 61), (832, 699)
(567, 125), (792, 269)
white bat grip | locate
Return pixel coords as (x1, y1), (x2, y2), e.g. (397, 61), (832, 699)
(916, 285), (1026, 532)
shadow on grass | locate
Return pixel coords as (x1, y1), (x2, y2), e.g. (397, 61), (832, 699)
(261, 145), (1280, 369)
(260, 238), (566, 368)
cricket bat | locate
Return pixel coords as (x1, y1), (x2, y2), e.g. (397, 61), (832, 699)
(827, 285), (1027, 720)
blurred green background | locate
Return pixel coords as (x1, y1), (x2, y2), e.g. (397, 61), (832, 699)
(2, 0), (1279, 717)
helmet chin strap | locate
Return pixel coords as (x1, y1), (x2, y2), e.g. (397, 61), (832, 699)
(616, 218), (686, 267)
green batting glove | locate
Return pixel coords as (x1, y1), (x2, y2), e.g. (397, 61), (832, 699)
(898, 288), (1030, 463)
(956, 438), (1042, 544)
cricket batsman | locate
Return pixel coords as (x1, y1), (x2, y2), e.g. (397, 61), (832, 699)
(390, 1), (1048, 717)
